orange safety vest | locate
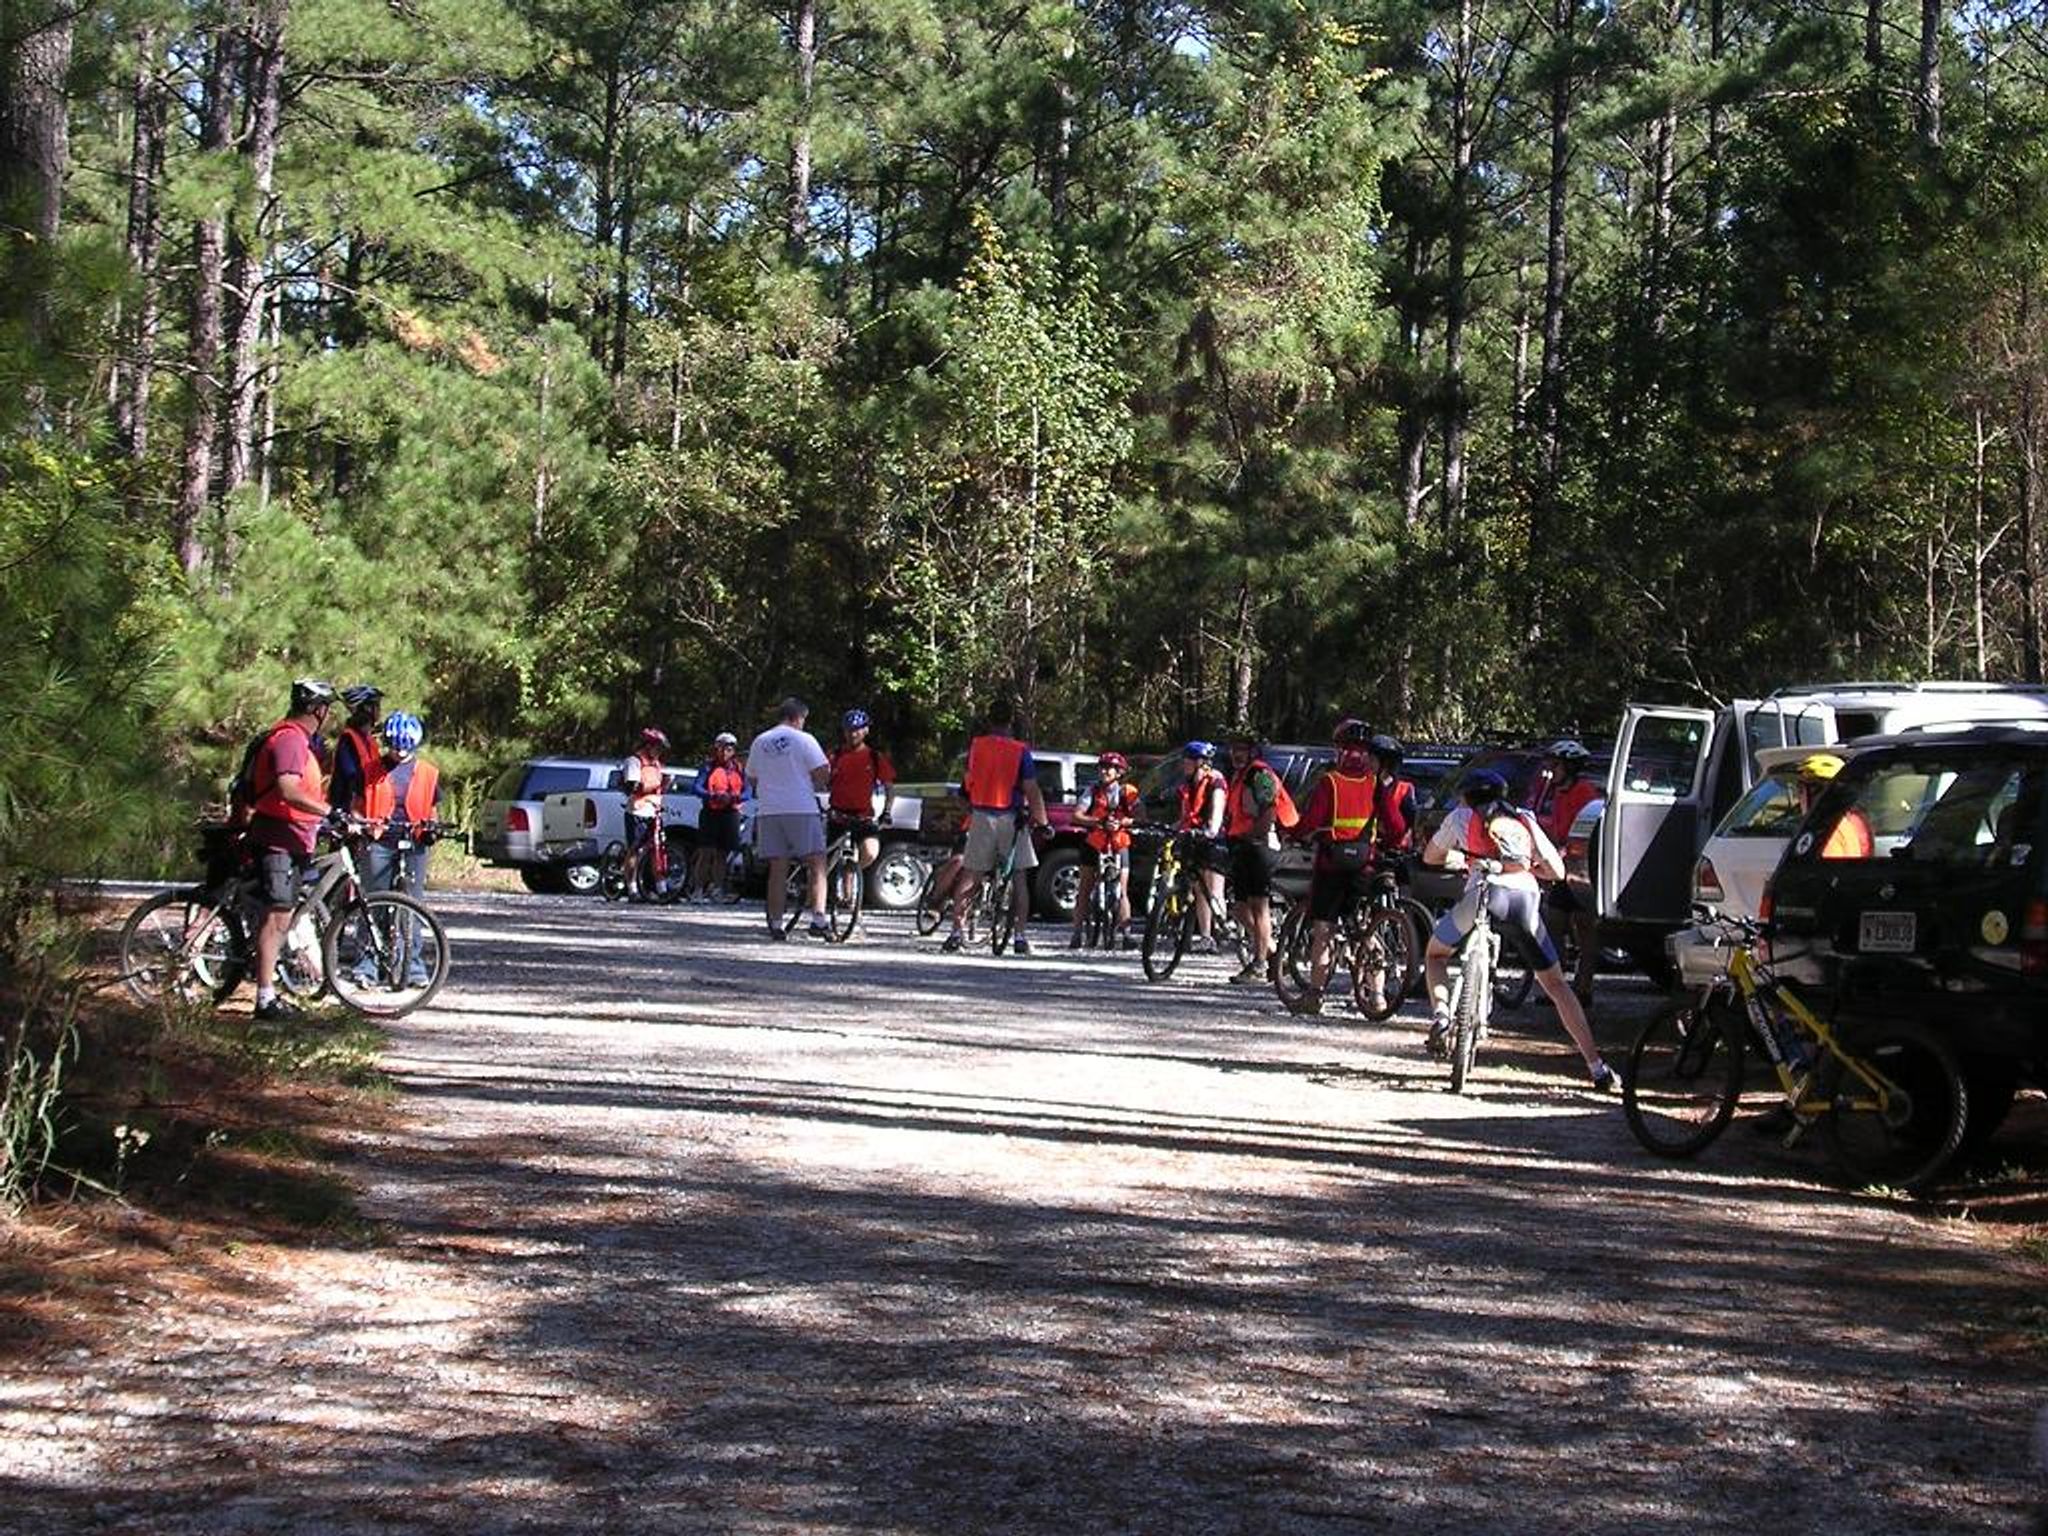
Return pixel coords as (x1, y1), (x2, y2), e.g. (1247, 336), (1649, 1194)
(1178, 767), (1224, 832)
(701, 761), (745, 811)
(627, 751), (664, 817)
(361, 759), (439, 823)
(251, 720), (326, 827)
(964, 734), (1027, 812)
(1226, 761), (1299, 839)
(341, 724), (379, 783)
(1326, 772), (1376, 843)
(1084, 782), (1140, 853)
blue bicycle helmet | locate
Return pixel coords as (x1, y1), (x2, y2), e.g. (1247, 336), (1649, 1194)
(843, 708), (871, 731)
(1182, 739), (1215, 761)
(342, 683), (383, 711)
(1461, 769), (1510, 809)
(381, 712), (425, 755)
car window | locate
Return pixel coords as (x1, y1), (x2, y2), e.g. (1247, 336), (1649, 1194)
(1716, 770), (1805, 839)
(490, 765), (529, 799)
(1831, 758), (2039, 866)
(1071, 762), (1100, 800)
(522, 764), (605, 799)
(1621, 719), (1706, 797)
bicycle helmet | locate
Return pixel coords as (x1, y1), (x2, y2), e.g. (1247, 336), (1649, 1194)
(1333, 718), (1372, 747)
(1546, 738), (1591, 764)
(1461, 769), (1511, 809)
(342, 683), (383, 711)
(1098, 751), (1129, 771)
(713, 731), (738, 747)
(843, 709), (871, 731)
(381, 712), (424, 755)
(1182, 739), (1215, 761)
(1369, 733), (1404, 765)
(639, 727), (670, 752)
(290, 678), (337, 713)
(1794, 751), (1847, 784)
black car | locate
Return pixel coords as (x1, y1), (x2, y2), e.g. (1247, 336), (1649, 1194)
(1766, 726), (2048, 1142)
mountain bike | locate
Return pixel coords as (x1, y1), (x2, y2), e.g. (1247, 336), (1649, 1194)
(1271, 861), (1416, 1022)
(916, 852), (967, 938)
(1139, 830), (1246, 982)
(951, 820), (1026, 956)
(781, 815), (868, 942)
(1438, 863), (1506, 1093)
(1078, 844), (1132, 950)
(1622, 911), (1969, 1193)
(120, 816), (451, 1018)
(602, 816), (683, 904)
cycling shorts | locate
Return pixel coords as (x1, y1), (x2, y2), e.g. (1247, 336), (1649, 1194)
(1307, 865), (1375, 924)
(1433, 883), (1560, 969)
(626, 812), (658, 850)
(1078, 844), (1128, 874)
(1229, 840), (1277, 899)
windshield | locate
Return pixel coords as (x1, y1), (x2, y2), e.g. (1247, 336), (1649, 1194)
(1716, 769), (1805, 839)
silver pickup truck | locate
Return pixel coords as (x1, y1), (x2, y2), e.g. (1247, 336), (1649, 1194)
(540, 772), (930, 908)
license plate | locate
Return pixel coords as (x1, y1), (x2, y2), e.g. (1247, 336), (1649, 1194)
(1858, 911), (1917, 953)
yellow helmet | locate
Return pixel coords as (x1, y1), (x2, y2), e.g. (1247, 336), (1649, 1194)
(1794, 751), (1847, 784)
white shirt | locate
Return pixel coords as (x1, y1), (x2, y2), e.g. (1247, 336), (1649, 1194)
(745, 724), (829, 815)
(1427, 805), (1561, 893)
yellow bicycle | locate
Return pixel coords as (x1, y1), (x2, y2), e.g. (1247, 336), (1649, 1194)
(1622, 911), (1969, 1193)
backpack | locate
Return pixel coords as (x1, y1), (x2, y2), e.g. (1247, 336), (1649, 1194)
(224, 728), (276, 829)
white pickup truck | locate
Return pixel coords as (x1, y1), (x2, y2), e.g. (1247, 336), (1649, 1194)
(539, 768), (931, 908)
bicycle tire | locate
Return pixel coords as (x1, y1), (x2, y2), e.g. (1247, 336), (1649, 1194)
(1493, 937), (1536, 1010)
(120, 889), (245, 1006)
(1350, 908), (1411, 1023)
(915, 864), (950, 937)
(1271, 904), (1314, 1009)
(780, 863), (810, 934)
(1140, 875), (1181, 981)
(1449, 930), (1489, 1094)
(1622, 990), (1746, 1158)
(323, 891), (450, 1018)
(986, 877), (1015, 955)
(598, 842), (629, 902)
(825, 851), (863, 942)
(1398, 898), (1435, 999)
(1821, 1019), (1969, 1195)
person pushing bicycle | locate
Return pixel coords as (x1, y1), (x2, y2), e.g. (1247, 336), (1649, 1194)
(1420, 770), (1613, 1090)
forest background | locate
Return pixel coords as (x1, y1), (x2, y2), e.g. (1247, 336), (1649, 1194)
(4, 0), (2048, 881)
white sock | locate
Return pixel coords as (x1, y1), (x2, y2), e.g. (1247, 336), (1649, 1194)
(256, 987), (276, 1007)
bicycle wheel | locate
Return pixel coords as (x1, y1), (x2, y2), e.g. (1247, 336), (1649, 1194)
(1449, 932), (1489, 1093)
(915, 864), (951, 937)
(824, 851), (863, 942)
(1350, 908), (1412, 1023)
(598, 842), (629, 902)
(1270, 904), (1314, 1009)
(780, 863), (810, 934)
(1492, 931), (1536, 1010)
(986, 876), (1016, 955)
(1140, 874), (1182, 982)
(323, 891), (450, 1017)
(1398, 899), (1435, 999)
(1821, 1019), (1969, 1194)
(1622, 991), (1746, 1158)
(120, 889), (245, 1006)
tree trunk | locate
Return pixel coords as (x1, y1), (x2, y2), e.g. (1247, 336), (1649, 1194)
(1972, 405), (1988, 678)
(1440, 0), (1476, 530)
(1230, 576), (1255, 730)
(1049, 27), (1076, 228)
(175, 25), (241, 574)
(116, 25), (167, 466)
(2021, 280), (2045, 682)
(1866, 0), (1883, 68)
(0, 1), (74, 351)
(610, 169), (635, 382)
(786, 0), (817, 256)
(593, 58), (620, 364)
(1535, 0), (1573, 534)
(225, 0), (289, 499)
(1915, 0), (1942, 147)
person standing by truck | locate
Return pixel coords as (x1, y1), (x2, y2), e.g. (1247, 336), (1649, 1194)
(1536, 739), (1602, 1008)
(690, 731), (746, 901)
(621, 728), (670, 900)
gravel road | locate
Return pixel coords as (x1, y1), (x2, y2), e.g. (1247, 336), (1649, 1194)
(3, 891), (2044, 1534)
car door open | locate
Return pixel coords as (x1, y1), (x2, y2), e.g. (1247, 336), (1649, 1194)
(1599, 705), (1718, 926)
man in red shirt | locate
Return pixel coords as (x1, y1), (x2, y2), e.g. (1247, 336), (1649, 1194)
(828, 709), (896, 874)
(245, 678), (337, 1020)
(1537, 739), (1602, 1007)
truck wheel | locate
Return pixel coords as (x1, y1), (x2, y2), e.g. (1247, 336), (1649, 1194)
(561, 862), (602, 896)
(867, 846), (926, 912)
(519, 867), (566, 895)
(1034, 846), (1084, 921)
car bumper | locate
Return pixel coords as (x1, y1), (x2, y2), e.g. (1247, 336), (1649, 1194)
(1668, 925), (1733, 988)
(542, 837), (602, 865)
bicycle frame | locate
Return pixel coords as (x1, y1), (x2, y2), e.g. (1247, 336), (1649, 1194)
(1718, 937), (1904, 1122)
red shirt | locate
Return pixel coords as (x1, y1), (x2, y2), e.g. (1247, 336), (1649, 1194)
(249, 720), (325, 856)
(1540, 776), (1602, 845)
(828, 744), (895, 815)
(1374, 777), (1417, 855)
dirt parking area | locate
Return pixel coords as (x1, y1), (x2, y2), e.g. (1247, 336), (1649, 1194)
(3, 892), (2045, 1534)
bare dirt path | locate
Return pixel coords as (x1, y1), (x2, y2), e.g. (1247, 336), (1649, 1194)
(4, 892), (2044, 1533)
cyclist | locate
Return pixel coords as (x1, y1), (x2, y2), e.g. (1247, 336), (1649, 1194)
(621, 727), (669, 899)
(245, 678), (338, 1021)
(1069, 751), (1142, 950)
(1369, 734), (1419, 860)
(689, 731), (746, 900)
(327, 684), (383, 812)
(1535, 738), (1602, 1007)
(1223, 729), (1296, 983)
(1419, 771), (1614, 1090)
(827, 709), (896, 872)
(1796, 752), (1875, 858)
(945, 699), (1049, 955)
(355, 711), (440, 985)
(1176, 740), (1228, 948)
(1284, 720), (1381, 1016)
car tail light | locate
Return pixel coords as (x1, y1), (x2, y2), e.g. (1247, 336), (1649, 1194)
(1758, 886), (1774, 924)
(582, 798), (598, 829)
(1694, 856), (1724, 904)
(2022, 898), (2048, 978)
(507, 807), (530, 834)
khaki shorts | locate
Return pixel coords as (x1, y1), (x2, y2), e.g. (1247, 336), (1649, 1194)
(962, 810), (1038, 875)
(755, 812), (826, 860)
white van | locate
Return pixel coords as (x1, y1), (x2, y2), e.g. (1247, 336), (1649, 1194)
(1572, 682), (2048, 976)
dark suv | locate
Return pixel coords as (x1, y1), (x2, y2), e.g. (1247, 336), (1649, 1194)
(1766, 726), (2048, 1140)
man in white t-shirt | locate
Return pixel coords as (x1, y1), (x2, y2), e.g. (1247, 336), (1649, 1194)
(746, 696), (832, 939)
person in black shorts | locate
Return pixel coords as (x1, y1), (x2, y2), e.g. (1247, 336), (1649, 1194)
(1223, 729), (1288, 983)
(1285, 719), (1382, 1015)
(690, 731), (746, 899)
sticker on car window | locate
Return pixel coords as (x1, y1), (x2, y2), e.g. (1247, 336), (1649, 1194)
(2014, 843), (2032, 867)
(1793, 831), (1814, 856)
(1981, 909), (2010, 946)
